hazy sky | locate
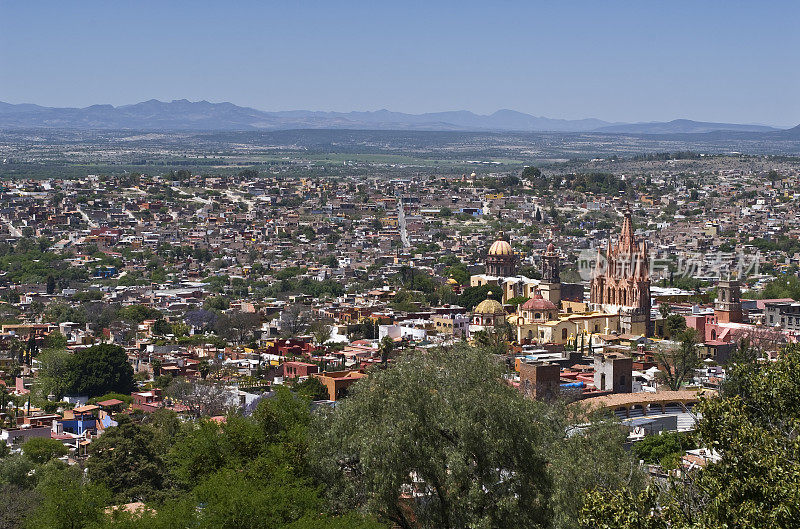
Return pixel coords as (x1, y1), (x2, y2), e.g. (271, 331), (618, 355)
(1, 1), (798, 126)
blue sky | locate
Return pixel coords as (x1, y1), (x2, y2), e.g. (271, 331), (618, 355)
(1, 1), (798, 125)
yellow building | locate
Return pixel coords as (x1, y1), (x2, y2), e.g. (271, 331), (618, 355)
(509, 304), (620, 346)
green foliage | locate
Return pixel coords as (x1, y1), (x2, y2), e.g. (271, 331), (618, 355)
(284, 513), (386, 529)
(522, 166), (547, 190)
(118, 304), (162, 324)
(663, 314), (687, 339)
(25, 463), (111, 529)
(292, 377), (329, 401)
(507, 295), (529, 308)
(71, 290), (104, 302)
(753, 274), (800, 300)
(749, 237), (800, 262)
(88, 418), (165, 502)
(549, 417), (644, 528)
(631, 432), (694, 468)
(204, 295), (230, 311)
(0, 483), (40, 529)
(654, 329), (700, 390)
(21, 438), (68, 465)
(580, 343), (800, 528)
(688, 343), (800, 527)
(389, 289), (425, 312)
(193, 468), (321, 529)
(580, 487), (666, 529)
(314, 345), (553, 529)
(42, 331), (67, 351)
(88, 393), (133, 406)
(44, 303), (87, 325)
(443, 264), (469, 285)
(168, 415), (261, 490)
(66, 344), (136, 397)
(0, 242), (88, 286)
(558, 172), (627, 194)
(34, 349), (73, 400)
(0, 454), (36, 489)
(458, 284), (495, 310)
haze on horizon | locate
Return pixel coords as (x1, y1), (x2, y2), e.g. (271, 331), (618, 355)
(1, 0), (798, 127)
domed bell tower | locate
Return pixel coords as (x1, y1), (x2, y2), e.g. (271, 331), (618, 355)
(486, 238), (517, 277)
(539, 242), (562, 307)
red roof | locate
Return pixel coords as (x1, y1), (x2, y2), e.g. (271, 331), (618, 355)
(754, 298), (794, 310)
(97, 399), (124, 406)
(521, 293), (557, 311)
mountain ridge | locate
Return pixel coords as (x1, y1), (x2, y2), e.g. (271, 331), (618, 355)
(0, 99), (790, 134)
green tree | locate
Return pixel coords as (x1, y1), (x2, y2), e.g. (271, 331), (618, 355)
(580, 343), (800, 528)
(458, 284), (494, 310)
(66, 344), (135, 397)
(580, 487), (666, 529)
(193, 467), (321, 529)
(33, 349), (73, 400)
(663, 314), (687, 339)
(87, 418), (165, 501)
(549, 416), (644, 528)
(292, 377), (329, 401)
(21, 438), (68, 465)
(118, 304), (162, 324)
(0, 484), (40, 529)
(313, 345), (552, 529)
(378, 336), (394, 366)
(26, 463), (110, 529)
(631, 431), (694, 469)
(310, 319), (333, 345)
(42, 331), (67, 351)
(654, 329), (700, 390)
(198, 360), (211, 380)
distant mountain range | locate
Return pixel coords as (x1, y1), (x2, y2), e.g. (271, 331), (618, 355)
(0, 99), (793, 134)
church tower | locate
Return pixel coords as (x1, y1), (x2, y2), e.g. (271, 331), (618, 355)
(539, 242), (562, 307)
(715, 279), (742, 323)
(589, 209), (652, 336)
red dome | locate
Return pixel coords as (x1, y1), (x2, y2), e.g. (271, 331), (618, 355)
(521, 292), (557, 311)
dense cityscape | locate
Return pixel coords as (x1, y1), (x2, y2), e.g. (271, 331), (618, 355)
(2, 2), (800, 528)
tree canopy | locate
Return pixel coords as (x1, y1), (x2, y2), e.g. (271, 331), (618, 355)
(66, 344), (136, 398)
(313, 345), (640, 529)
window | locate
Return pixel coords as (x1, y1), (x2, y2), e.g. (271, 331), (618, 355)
(562, 328), (568, 340)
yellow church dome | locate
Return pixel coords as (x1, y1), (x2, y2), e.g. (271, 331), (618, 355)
(474, 293), (506, 315)
(488, 239), (513, 256)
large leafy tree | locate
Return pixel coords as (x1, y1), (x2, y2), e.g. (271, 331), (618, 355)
(25, 463), (111, 529)
(313, 345), (554, 529)
(66, 344), (135, 397)
(87, 417), (165, 502)
(22, 438), (68, 465)
(0, 484), (40, 529)
(33, 349), (74, 400)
